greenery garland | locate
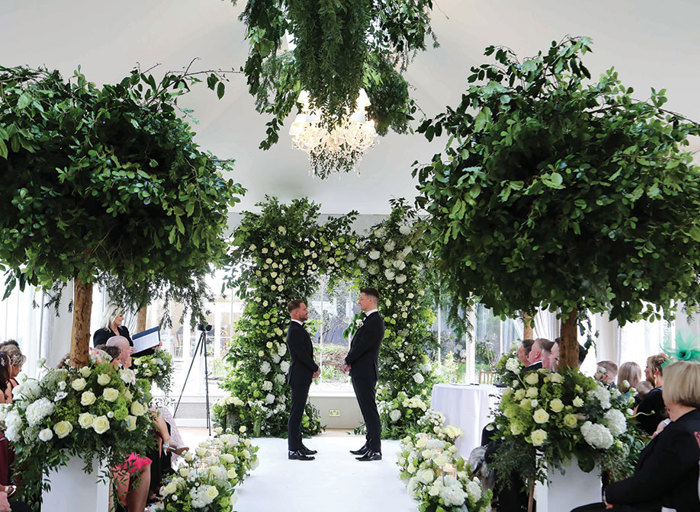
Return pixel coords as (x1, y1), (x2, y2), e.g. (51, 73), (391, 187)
(229, 0), (436, 149)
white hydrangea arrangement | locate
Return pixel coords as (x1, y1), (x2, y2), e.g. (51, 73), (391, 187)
(397, 427), (492, 512)
(0, 350), (153, 503)
(156, 428), (259, 512)
(491, 362), (639, 484)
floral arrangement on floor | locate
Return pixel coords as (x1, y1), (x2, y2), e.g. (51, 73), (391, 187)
(156, 429), (259, 511)
(132, 348), (174, 394)
(489, 353), (642, 488)
(0, 350), (153, 504)
(398, 425), (492, 512)
(377, 385), (440, 439)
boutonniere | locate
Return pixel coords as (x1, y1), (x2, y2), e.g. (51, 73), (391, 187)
(342, 312), (365, 338)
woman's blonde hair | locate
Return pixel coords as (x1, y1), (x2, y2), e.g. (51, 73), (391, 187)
(617, 361), (642, 393)
(662, 361), (700, 408)
(100, 306), (125, 331)
(647, 353), (669, 376)
(0, 343), (26, 368)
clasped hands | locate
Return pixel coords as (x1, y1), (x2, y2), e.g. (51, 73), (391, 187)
(341, 363), (351, 373)
(312, 368), (321, 378)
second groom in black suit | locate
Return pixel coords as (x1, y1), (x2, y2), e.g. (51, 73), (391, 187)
(286, 299), (320, 461)
(343, 287), (385, 461)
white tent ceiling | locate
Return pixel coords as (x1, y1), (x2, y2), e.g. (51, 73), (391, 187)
(1, 0), (699, 214)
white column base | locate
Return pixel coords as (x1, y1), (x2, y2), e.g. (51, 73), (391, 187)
(534, 458), (601, 512)
(42, 456), (109, 512)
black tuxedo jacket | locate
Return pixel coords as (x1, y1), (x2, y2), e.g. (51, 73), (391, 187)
(524, 361), (543, 371)
(286, 321), (319, 387)
(345, 311), (384, 382)
(605, 408), (700, 512)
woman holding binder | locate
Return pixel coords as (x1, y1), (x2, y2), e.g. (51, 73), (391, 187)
(93, 306), (158, 357)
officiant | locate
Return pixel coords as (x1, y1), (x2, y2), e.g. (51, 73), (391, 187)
(93, 306), (159, 357)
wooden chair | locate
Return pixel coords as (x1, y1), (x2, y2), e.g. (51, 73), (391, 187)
(478, 369), (497, 385)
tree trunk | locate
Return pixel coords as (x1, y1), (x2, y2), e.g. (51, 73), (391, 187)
(559, 308), (579, 371)
(137, 306), (147, 332)
(523, 313), (534, 339)
(70, 277), (93, 368)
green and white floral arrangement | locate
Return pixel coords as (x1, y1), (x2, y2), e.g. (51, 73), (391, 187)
(489, 353), (641, 486)
(216, 197), (356, 436)
(0, 349), (153, 503)
(132, 348), (175, 394)
(398, 425), (492, 512)
(156, 429), (259, 511)
(215, 197), (439, 439)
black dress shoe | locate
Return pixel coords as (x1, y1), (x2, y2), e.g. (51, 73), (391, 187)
(300, 445), (317, 455)
(350, 444), (369, 455)
(356, 449), (382, 461)
(288, 450), (315, 461)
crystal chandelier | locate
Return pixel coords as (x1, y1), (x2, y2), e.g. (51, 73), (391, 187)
(289, 90), (378, 179)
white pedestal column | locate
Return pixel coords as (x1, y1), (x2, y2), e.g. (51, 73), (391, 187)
(42, 456), (109, 512)
(534, 459), (602, 511)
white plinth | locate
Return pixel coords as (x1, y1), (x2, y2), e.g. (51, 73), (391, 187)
(534, 458), (601, 512)
(42, 456), (109, 512)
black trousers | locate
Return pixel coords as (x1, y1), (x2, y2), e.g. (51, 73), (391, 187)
(352, 376), (381, 452)
(288, 379), (312, 451)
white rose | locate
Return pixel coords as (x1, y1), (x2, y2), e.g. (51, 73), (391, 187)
(573, 396), (584, 408)
(93, 416), (110, 435)
(389, 410), (402, 422)
(79, 367), (92, 378)
(78, 413), (95, 429)
(533, 408), (550, 424)
(413, 373), (424, 384)
(417, 469), (434, 484)
(549, 373), (564, 383)
(130, 401), (147, 416)
(125, 415), (137, 431)
(369, 250), (380, 260)
(524, 373), (539, 385)
(103, 388), (119, 402)
(53, 420), (73, 439)
(531, 429), (547, 446)
(97, 373), (111, 386)
(549, 398), (564, 413)
(39, 428), (54, 442)
(71, 378), (87, 391)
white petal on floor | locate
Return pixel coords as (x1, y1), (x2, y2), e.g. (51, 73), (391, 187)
(232, 436), (418, 512)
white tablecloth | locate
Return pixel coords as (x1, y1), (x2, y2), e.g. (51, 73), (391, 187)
(430, 383), (503, 458)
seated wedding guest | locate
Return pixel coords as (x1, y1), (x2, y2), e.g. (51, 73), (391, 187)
(635, 353), (670, 436)
(0, 345), (24, 398)
(539, 339), (555, 370)
(107, 336), (186, 503)
(617, 361), (642, 394)
(550, 340), (588, 372)
(595, 360), (618, 386)
(95, 344), (122, 366)
(571, 360), (700, 512)
(525, 338), (551, 370)
(635, 380), (654, 400)
(516, 339), (535, 366)
(0, 488), (31, 512)
(112, 453), (151, 512)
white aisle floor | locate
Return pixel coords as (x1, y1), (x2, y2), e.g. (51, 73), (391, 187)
(231, 434), (418, 512)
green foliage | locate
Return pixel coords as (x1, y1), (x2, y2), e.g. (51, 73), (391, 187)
(0, 65), (245, 319)
(215, 197), (357, 436)
(414, 36), (700, 326)
(231, 0), (436, 148)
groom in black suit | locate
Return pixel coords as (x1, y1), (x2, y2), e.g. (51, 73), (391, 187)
(286, 299), (320, 461)
(343, 287), (385, 461)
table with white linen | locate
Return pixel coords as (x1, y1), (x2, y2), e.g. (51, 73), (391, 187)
(430, 383), (503, 458)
